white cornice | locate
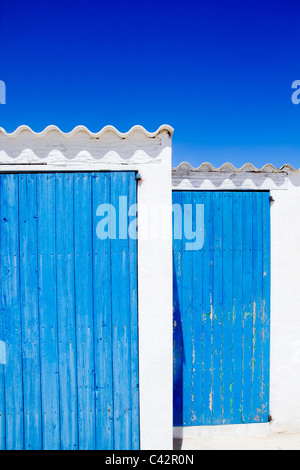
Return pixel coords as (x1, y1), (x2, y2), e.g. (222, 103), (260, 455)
(0, 124), (173, 169)
(0, 124), (174, 138)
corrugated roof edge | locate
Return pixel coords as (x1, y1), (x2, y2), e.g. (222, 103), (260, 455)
(0, 124), (174, 138)
(172, 161), (299, 173)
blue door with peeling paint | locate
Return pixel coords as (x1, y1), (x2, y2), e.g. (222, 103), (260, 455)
(173, 191), (270, 426)
(0, 172), (139, 450)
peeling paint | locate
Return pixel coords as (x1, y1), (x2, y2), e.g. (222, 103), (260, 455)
(209, 391), (213, 413)
(0, 340), (6, 365)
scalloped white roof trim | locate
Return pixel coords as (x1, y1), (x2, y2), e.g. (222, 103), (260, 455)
(0, 124), (174, 138)
(172, 161), (299, 173)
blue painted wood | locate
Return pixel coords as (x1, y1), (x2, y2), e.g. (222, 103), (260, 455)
(181, 191), (194, 426)
(212, 192), (223, 425)
(0, 171), (139, 449)
(261, 192), (271, 422)
(0, 175), (6, 451)
(191, 191), (203, 425)
(242, 192), (253, 423)
(128, 172), (140, 450)
(110, 172), (132, 449)
(173, 191), (183, 426)
(201, 191), (213, 425)
(37, 173), (60, 449)
(252, 192), (264, 422)
(231, 193), (243, 422)
(55, 173), (78, 449)
(222, 192), (233, 423)
(173, 190), (271, 426)
(19, 174), (42, 449)
(92, 172), (114, 450)
(74, 173), (95, 450)
(1, 174), (24, 449)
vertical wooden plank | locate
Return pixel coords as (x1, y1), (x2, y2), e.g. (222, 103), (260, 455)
(191, 191), (203, 425)
(37, 173), (60, 449)
(1, 173), (24, 449)
(242, 192), (253, 423)
(212, 192), (223, 424)
(19, 173), (42, 449)
(74, 173), (95, 450)
(261, 192), (271, 421)
(202, 191), (213, 425)
(55, 173), (78, 449)
(222, 192), (233, 424)
(0, 174), (6, 450)
(232, 192), (243, 423)
(110, 172), (131, 449)
(128, 172), (139, 449)
(181, 191), (194, 426)
(92, 172), (114, 450)
(252, 192), (264, 422)
(172, 191), (183, 426)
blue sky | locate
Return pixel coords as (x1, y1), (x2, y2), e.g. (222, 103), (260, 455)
(0, 0), (299, 168)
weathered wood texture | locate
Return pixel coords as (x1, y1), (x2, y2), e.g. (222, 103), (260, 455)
(0, 172), (139, 450)
(173, 191), (270, 426)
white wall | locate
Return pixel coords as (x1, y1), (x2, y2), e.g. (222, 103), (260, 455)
(270, 173), (300, 434)
(137, 133), (173, 450)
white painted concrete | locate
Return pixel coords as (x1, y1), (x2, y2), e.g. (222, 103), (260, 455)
(172, 168), (300, 441)
(270, 172), (300, 435)
(137, 132), (173, 450)
(174, 433), (300, 450)
(172, 162), (291, 191)
(0, 125), (174, 450)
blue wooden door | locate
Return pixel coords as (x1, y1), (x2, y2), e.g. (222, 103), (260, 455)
(0, 172), (139, 450)
(173, 191), (270, 426)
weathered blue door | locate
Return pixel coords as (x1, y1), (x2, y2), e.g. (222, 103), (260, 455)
(173, 191), (270, 426)
(0, 172), (139, 450)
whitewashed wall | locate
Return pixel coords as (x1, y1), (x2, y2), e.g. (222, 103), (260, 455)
(173, 164), (300, 439)
(270, 172), (300, 435)
(0, 125), (174, 450)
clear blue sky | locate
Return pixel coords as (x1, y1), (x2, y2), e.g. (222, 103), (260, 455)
(0, 0), (299, 168)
